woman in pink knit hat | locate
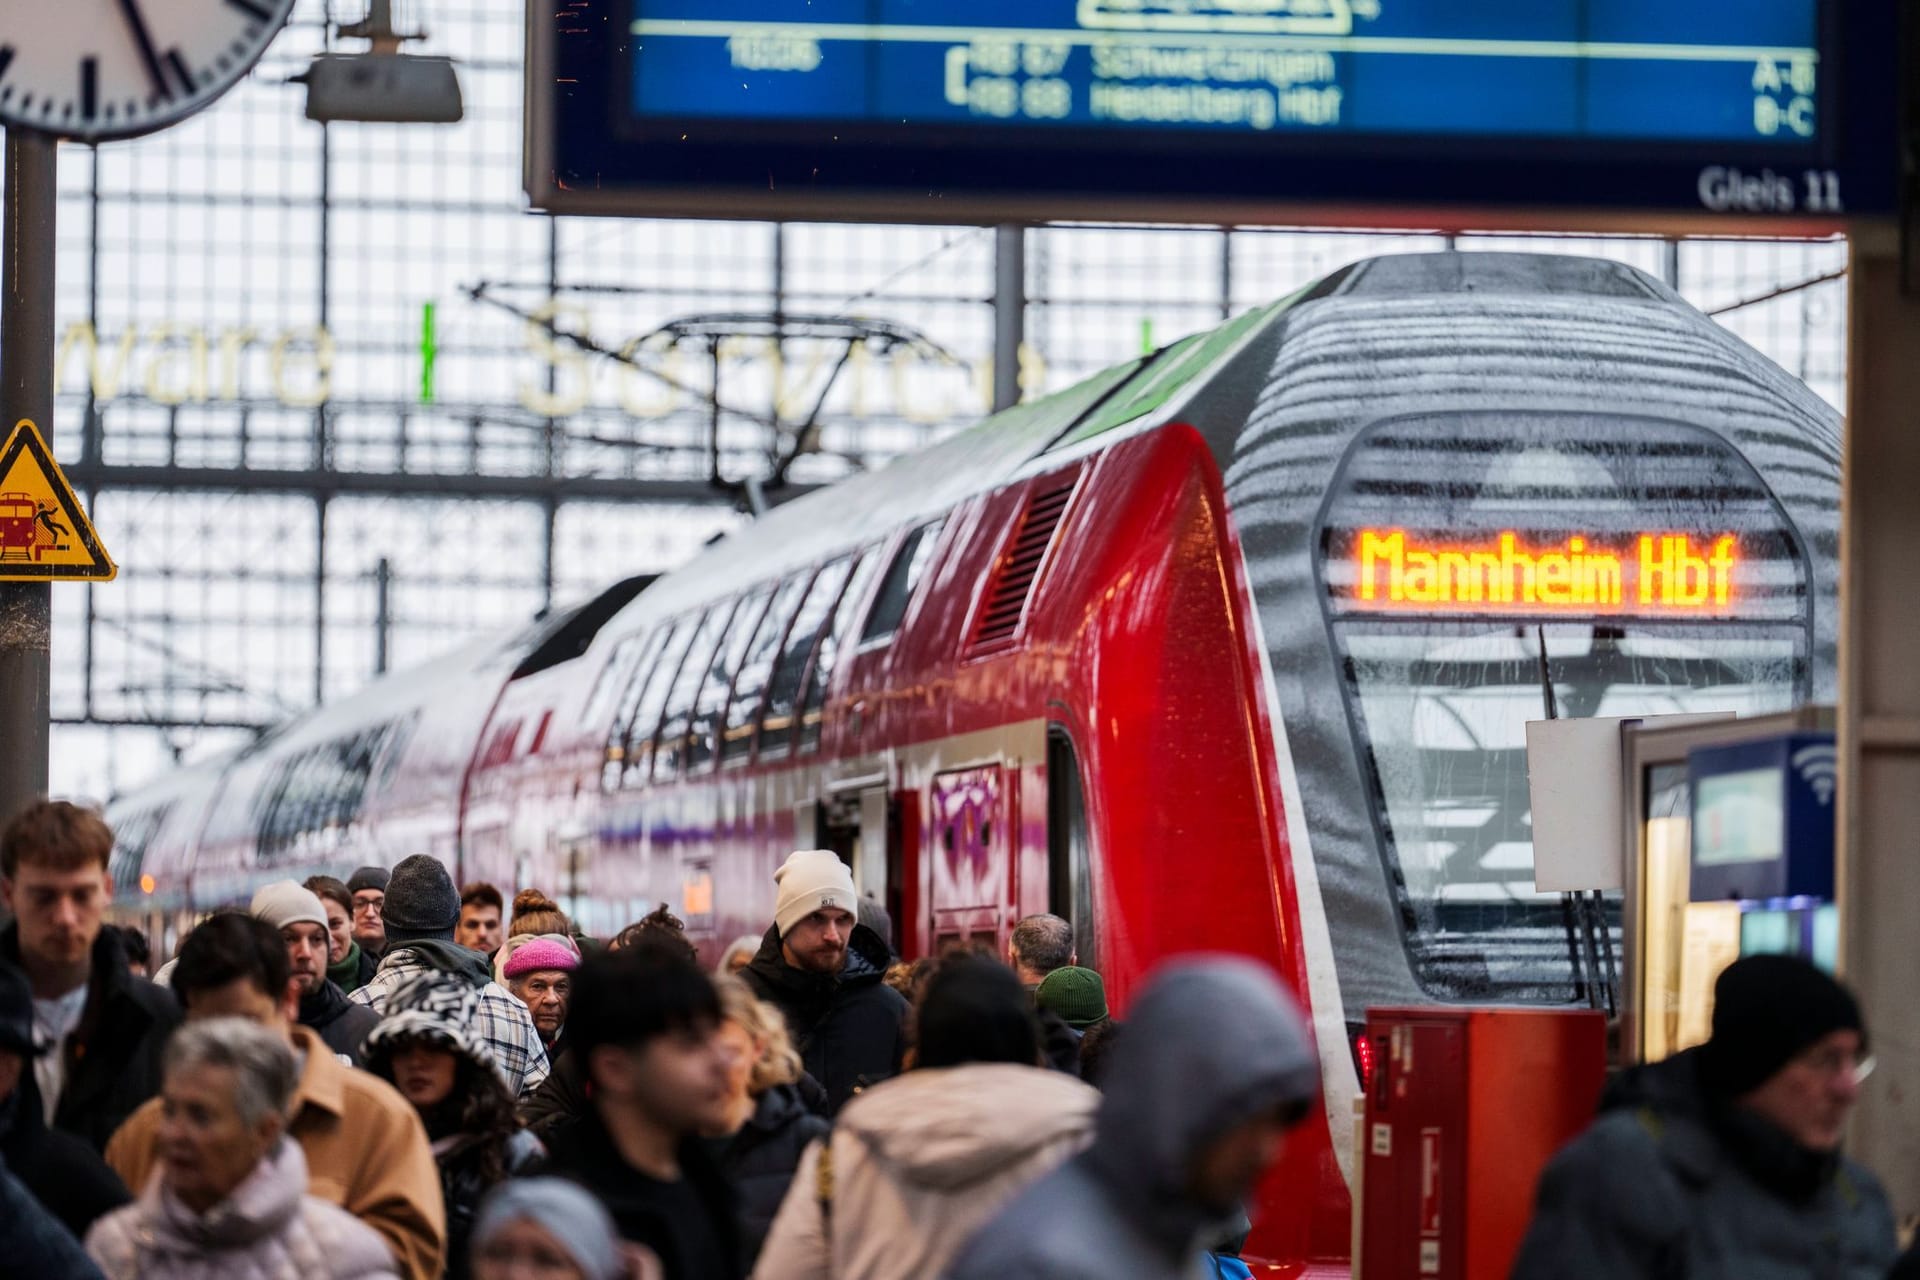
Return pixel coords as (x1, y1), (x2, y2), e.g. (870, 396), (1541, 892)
(501, 936), (580, 1058)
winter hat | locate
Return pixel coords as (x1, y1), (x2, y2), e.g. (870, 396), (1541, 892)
(362, 971), (498, 1078)
(503, 937), (581, 982)
(0, 963), (34, 1057)
(917, 956), (1043, 1069)
(773, 849), (858, 939)
(474, 1179), (624, 1280)
(715, 935), (760, 975)
(493, 932), (582, 985)
(1698, 954), (1865, 1098)
(249, 880), (329, 933)
(1036, 966), (1110, 1031)
(347, 865), (390, 895)
(380, 854), (461, 944)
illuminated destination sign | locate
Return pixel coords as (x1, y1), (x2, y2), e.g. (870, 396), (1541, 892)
(526, 1), (1896, 224)
(1350, 529), (1739, 613)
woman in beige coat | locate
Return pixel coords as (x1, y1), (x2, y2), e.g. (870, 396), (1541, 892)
(751, 956), (1099, 1280)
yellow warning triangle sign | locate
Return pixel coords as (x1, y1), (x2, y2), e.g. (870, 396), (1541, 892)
(0, 419), (115, 582)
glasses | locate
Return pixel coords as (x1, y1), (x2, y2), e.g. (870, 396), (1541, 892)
(353, 900), (382, 917)
(1796, 1045), (1876, 1085)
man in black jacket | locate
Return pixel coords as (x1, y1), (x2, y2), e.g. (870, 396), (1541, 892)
(0, 801), (179, 1153)
(252, 879), (379, 1065)
(542, 941), (742, 1280)
(741, 850), (909, 1116)
(0, 961), (129, 1238)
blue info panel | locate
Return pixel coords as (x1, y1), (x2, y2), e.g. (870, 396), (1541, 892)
(631, 0), (1814, 145)
(529, 0), (1894, 223)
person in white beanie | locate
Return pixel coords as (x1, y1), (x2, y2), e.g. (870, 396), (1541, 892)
(738, 851), (908, 1116)
(251, 880), (381, 1066)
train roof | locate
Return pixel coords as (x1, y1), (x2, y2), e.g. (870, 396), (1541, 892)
(107, 250), (1766, 814)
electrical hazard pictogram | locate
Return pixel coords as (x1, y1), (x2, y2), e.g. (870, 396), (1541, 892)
(0, 419), (115, 581)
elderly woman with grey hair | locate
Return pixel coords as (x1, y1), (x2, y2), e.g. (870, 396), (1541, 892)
(471, 1178), (655, 1280)
(85, 1018), (399, 1280)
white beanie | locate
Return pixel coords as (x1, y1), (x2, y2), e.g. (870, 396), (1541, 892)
(250, 880), (329, 933)
(774, 850), (858, 939)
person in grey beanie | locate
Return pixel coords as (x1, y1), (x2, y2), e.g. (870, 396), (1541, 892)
(471, 1178), (639, 1280)
(349, 856), (550, 1100)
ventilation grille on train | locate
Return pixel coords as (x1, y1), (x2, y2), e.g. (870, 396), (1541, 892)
(969, 475), (1077, 654)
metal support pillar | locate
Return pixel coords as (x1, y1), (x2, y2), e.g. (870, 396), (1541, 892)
(993, 224), (1026, 413)
(0, 131), (58, 822)
(1840, 225), (1920, 1225)
(372, 557), (392, 676)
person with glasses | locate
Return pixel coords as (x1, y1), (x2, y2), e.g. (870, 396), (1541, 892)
(1512, 954), (1896, 1280)
(348, 867), (391, 962)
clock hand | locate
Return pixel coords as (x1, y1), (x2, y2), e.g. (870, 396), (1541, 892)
(114, 0), (172, 98)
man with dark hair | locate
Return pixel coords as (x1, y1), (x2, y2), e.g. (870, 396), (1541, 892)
(1009, 913), (1075, 988)
(307, 874), (378, 991)
(457, 882), (505, 956)
(741, 850), (908, 1115)
(104, 912), (446, 1280)
(542, 941), (741, 1280)
(112, 927), (150, 980)
(0, 800), (178, 1152)
(1511, 955), (1896, 1280)
(519, 906), (695, 1140)
(347, 864), (390, 958)
(350, 855), (549, 1098)
(252, 880), (379, 1065)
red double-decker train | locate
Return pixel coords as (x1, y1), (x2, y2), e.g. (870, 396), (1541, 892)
(108, 253), (1840, 1270)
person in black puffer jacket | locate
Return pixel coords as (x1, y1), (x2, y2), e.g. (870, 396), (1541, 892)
(707, 975), (830, 1268)
(0, 963), (129, 1239)
(364, 973), (543, 1280)
(740, 851), (909, 1116)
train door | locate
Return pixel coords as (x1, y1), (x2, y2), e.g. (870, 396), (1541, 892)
(928, 765), (1011, 953)
(819, 782), (903, 953)
(1047, 726), (1097, 971)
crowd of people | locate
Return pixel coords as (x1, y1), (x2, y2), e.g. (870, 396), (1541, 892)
(0, 795), (1914, 1279)
(0, 799), (1306, 1280)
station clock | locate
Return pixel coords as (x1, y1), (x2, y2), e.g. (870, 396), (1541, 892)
(0, 0), (297, 141)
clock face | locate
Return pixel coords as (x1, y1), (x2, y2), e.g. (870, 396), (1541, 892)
(0, 0), (297, 142)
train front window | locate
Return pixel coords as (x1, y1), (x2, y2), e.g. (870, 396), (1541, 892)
(1312, 413), (1816, 1003)
(1337, 623), (1802, 1000)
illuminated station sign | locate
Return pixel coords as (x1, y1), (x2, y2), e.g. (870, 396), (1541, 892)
(1348, 529), (1740, 614)
(527, 2), (1894, 224)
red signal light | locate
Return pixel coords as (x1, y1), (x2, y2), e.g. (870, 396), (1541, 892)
(1353, 1029), (1377, 1092)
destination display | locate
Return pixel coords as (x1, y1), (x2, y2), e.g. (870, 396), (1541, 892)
(1346, 529), (1740, 615)
(631, 2), (1818, 146)
(526, 0), (1896, 224)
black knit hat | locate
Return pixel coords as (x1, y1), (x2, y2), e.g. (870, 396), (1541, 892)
(1698, 954), (1865, 1098)
(381, 854), (460, 944)
(347, 865), (390, 895)
(916, 957), (1042, 1070)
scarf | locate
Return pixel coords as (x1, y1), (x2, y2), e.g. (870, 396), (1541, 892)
(328, 940), (363, 990)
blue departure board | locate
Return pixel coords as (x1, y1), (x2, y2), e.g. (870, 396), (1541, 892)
(526, 1), (1896, 226)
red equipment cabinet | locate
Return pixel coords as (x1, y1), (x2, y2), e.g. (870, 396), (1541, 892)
(1359, 1006), (1606, 1280)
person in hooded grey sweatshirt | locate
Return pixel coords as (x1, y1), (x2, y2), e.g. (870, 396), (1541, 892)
(946, 956), (1320, 1280)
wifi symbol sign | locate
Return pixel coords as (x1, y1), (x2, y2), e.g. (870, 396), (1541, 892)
(1792, 743), (1838, 807)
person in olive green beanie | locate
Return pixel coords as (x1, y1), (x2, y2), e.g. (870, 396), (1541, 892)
(1036, 966), (1109, 1033)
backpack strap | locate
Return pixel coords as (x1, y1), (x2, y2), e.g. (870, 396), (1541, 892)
(815, 1128), (837, 1243)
